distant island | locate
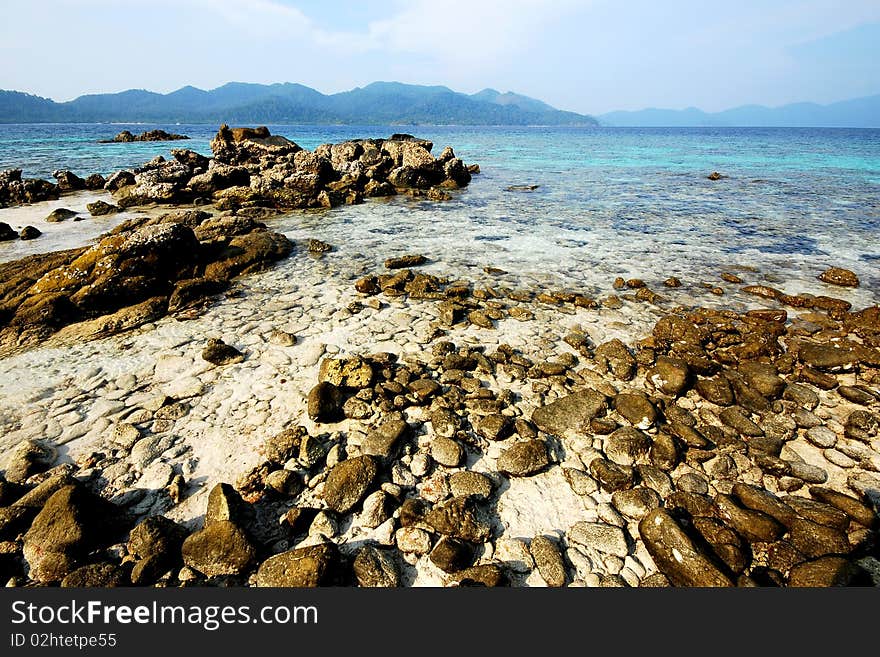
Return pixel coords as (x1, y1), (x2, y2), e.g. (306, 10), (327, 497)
(600, 94), (880, 128)
(0, 81), (598, 126)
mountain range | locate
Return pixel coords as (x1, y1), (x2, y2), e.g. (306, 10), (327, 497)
(0, 82), (597, 126)
(599, 95), (880, 128)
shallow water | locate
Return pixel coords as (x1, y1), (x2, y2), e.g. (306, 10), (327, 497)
(1, 123), (878, 303)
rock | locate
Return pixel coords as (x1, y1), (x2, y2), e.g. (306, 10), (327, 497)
(355, 275), (380, 295)
(61, 562), (128, 587)
(695, 376), (734, 406)
(100, 129), (189, 143)
(731, 483), (798, 528)
(307, 382), (344, 423)
(638, 509), (733, 587)
(739, 362), (785, 399)
(790, 518), (850, 558)
(531, 389), (606, 436)
(707, 171), (724, 181)
(322, 456), (378, 513)
(818, 267), (859, 288)
(353, 545), (399, 587)
(45, 208), (78, 223)
(844, 410), (878, 442)
(788, 556), (862, 586)
(650, 432), (679, 470)
(84, 174), (106, 190)
(784, 497), (849, 531)
(715, 494), (784, 542)
(474, 414), (513, 441)
(806, 426), (837, 449)
(205, 483), (246, 527)
(86, 200), (120, 216)
(265, 469), (302, 496)
(385, 255), (426, 269)
(363, 419), (410, 458)
(19, 225), (41, 240)
(429, 536), (474, 573)
(569, 521), (629, 557)
(431, 437), (464, 467)
(719, 406), (764, 437)
(201, 338), (244, 365)
(52, 170), (86, 191)
(128, 515), (187, 559)
(605, 427), (651, 466)
(263, 426), (306, 465)
(430, 408), (460, 438)
(646, 357), (689, 396)
(318, 356), (374, 389)
(395, 527), (433, 554)
(692, 517), (749, 574)
(613, 393), (657, 429)
(3, 440), (55, 484)
(448, 471), (493, 499)
(809, 487), (876, 528)
(838, 386), (875, 405)
(456, 564), (506, 587)
(22, 485), (117, 583)
(595, 339), (637, 380)
(497, 440), (549, 477)
(0, 169), (59, 208)
(529, 535), (566, 587)
(783, 383), (820, 409)
(611, 487), (661, 520)
(181, 521), (255, 577)
(255, 544), (337, 587)
(425, 496), (491, 543)
(589, 459), (635, 492)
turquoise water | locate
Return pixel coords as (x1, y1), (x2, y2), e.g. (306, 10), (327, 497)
(1, 123), (879, 297)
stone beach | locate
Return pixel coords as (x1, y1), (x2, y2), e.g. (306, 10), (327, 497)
(0, 126), (878, 588)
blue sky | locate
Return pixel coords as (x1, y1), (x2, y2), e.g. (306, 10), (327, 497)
(1, 0), (879, 114)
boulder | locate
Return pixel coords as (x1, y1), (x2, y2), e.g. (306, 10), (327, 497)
(52, 170), (86, 191)
(254, 544), (337, 587)
(531, 389), (606, 436)
(181, 521), (256, 577)
(322, 456), (378, 513)
(818, 267), (859, 288)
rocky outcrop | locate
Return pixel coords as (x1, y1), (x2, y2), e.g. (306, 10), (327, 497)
(102, 125), (473, 211)
(0, 169), (60, 208)
(99, 129), (190, 143)
(0, 211), (292, 354)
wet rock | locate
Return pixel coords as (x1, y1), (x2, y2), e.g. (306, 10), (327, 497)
(817, 267), (859, 288)
(429, 536), (474, 573)
(569, 521), (629, 557)
(650, 432), (679, 471)
(530, 535), (567, 587)
(255, 544), (338, 587)
(782, 383), (819, 410)
(322, 455), (378, 513)
(363, 419), (410, 458)
(739, 362), (785, 399)
(639, 509), (733, 587)
(497, 440), (549, 477)
(45, 208), (78, 223)
(307, 382), (344, 423)
(676, 473), (709, 495)
(531, 389), (606, 436)
(353, 545), (400, 587)
(86, 200), (120, 216)
(19, 225), (41, 240)
(425, 496), (491, 543)
(385, 254), (426, 269)
(646, 357), (689, 396)
(201, 338), (244, 365)
(605, 427), (651, 466)
(784, 497), (849, 531)
(613, 393), (657, 429)
(205, 483), (247, 526)
(838, 386), (875, 405)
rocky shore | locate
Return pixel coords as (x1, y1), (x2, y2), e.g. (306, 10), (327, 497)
(99, 129), (190, 144)
(0, 130), (878, 588)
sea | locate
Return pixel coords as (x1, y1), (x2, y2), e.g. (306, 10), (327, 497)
(1, 123), (879, 304)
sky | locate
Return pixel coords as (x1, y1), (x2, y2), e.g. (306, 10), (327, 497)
(1, 0), (879, 115)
